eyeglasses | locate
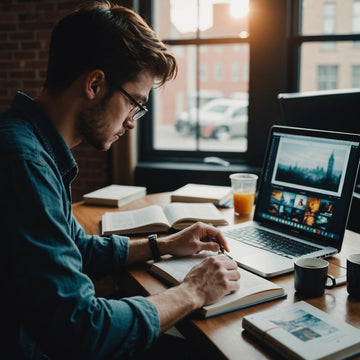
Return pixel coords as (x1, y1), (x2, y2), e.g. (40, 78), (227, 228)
(117, 86), (148, 121)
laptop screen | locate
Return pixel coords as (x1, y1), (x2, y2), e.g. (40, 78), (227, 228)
(254, 126), (360, 248)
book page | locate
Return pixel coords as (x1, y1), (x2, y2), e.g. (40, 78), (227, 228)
(163, 202), (227, 227)
(150, 251), (284, 317)
(102, 205), (171, 233)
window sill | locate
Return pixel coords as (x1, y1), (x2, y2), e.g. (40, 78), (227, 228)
(135, 161), (262, 193)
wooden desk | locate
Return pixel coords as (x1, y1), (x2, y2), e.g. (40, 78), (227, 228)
(73, 193), (360, 360)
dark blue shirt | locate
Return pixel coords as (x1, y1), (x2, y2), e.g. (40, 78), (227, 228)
(0, 92), (159, 359)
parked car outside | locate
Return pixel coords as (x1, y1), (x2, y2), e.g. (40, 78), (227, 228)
(175, 98), (248, 141)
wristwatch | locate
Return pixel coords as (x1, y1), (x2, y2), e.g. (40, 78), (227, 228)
(148, 234), (162, 262)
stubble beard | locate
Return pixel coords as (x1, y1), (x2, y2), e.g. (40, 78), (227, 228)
(78, 91), (115, 151)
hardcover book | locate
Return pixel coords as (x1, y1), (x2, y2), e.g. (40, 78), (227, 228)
(83, 184), (146, 207)
(171, 183), (232, 206)
(242, 301), (360, 360)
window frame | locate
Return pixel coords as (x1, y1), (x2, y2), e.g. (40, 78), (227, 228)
(137, 0), (255, 165)
(135, 0), (360, 192)
(137, 0), (360, 168)
(288, 0), (360, 92)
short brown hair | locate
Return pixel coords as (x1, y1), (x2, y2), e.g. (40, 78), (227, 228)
(44, 1), (177, 93)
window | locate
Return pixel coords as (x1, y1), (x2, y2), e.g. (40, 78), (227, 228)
(231, 62), (240, 82)
(321, 2), (336, 50)
(296, 0), (360, 92)
(352, 65), (360, 87)
(317, 65), (338, 90)
(214, 62), (224, 81)
(139, 0), (250, 162)
(353, 0), (360, 47)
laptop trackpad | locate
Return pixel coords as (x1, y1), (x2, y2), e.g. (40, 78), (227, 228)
(227, 238), (294, 277)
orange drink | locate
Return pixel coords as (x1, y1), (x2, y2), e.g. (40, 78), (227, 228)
(230, 173), (258, 216)
(233, 192), (255, 215)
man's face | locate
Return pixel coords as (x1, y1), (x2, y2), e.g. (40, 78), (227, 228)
(78, 70), (154, 151)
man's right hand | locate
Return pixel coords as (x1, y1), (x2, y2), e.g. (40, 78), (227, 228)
(147, 254), (240, 333)
(182, 255), (240, 308)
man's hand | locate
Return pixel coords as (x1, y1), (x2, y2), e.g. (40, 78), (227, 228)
(147, 253), (240, 333)
(158, 222), (229, 257)
(182, 254), (240, 307)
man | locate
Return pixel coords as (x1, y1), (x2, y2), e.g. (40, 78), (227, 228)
(0, 2), (240, 359)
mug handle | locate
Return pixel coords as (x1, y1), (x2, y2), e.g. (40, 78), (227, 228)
(325, 274), (336, 289)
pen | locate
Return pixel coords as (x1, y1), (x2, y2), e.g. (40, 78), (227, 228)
(218, 243), (234, 260)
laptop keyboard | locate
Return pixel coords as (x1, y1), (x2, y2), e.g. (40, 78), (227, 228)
(222, 226), (322, 259)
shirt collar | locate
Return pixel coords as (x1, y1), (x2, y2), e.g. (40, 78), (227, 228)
(10, 92), (78, 180)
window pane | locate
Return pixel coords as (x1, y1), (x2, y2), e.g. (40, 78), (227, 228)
(301, 0), (357, 35)
(352, 65), (360, 87)
(300, 41), (360, 91)
(198, 0), (249, 38)
(153, 0), (249, 40)
(153, 44), (249, 152)
(153, 0), (197, 39)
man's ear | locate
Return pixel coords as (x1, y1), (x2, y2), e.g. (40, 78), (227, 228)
(83, 70), (106, 100)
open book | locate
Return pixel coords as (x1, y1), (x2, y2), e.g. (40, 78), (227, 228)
(101, 202), (228, 236)
(149, 251), (286, 318)
(242, 301), (360, 360)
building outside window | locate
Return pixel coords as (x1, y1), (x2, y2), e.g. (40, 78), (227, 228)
(231, 62), (240, 82)
(352, 65), (360, 87)
(353, 0), (360, 47)
(214, 63), (224, 81)
(199, 63), (208, 82)
(321, 2), (336, 50)
(136, 0), (360, 188)
(317, 65), (338, 90)
(147, 0), (249, 156)
(299, 0), (360, 92)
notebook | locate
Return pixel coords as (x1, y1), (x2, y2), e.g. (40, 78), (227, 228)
(220, 125), (360, 278)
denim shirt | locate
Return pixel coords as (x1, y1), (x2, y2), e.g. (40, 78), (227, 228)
(0, 92), (159, 360)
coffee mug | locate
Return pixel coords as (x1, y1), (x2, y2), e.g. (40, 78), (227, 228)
(294, 257), (336, 297)
(347, 254), (360, 299)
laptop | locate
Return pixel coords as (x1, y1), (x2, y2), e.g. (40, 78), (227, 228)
(220, 125), (360, 278)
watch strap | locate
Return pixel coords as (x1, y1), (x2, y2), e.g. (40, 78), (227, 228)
(148, 234), (161, 262)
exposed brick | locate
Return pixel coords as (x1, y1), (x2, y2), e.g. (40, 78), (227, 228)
(0, 52), (13, 60)
(57, 2), (78, 11)
(0, 79), (21, 87)
(21, 42), (42, 50)
(0, 89), (9, 96)
(0, 42), (19, 50)
(36, 31), (51, 40)
(24, 60), (48, 68)
(35, 3), (55, 12)
(0, 61), (20, 69)
(21, 21), (57, 31)
(0, 71), (9, 79)
(0, 23), (18, 32)
(23, 80), (44, 88)
(0, 13), (17, 22)
(10, 32), (35, 41)
(9, 70), (36, 79)
(14, 51), (36, 59)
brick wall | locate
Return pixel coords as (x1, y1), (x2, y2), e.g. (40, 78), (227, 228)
(0, 0), (131, 202)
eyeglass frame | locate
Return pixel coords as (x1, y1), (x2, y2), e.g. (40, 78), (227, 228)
(116, 86), (148, 121)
